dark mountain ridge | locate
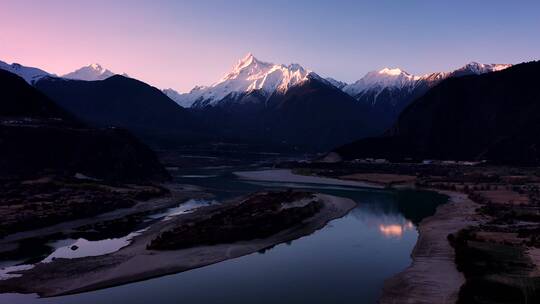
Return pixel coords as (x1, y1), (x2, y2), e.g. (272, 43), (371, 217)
(190, 77), (376, 151)
(347, 63), (512, 133)
(34, 75), (204, 147)
(334, 61), (540, 165)
(0, 69), (169, 181)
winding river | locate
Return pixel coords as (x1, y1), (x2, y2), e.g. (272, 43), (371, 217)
(0, 157), (446, 304)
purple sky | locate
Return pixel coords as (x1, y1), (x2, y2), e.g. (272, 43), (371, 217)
(1, 0), (538, 92)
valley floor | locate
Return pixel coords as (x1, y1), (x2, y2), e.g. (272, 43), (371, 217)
(5, 160), (537, 303)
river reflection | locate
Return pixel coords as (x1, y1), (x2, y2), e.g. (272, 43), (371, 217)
(0, 165), (447, 304)
(379, 221), (414, 238)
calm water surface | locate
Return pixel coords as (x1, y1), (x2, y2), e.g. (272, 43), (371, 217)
(1, 162), (447, 304)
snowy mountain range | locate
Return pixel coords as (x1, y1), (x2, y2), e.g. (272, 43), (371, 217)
(0, 55), (518, 152)
(333, 61), (540, 164)
(62, 63), (123, 81)
(343, 62), (512, 101)
(339, 62), (512, 130)
(342, 68), (420, 97)
(0, 61), (124, 83)
(0, 60), (53, 84)
(166, 53), (324, 108)
(165, 54), (512, 110)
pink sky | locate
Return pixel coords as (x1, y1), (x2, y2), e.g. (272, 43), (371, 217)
(1, 1), (538, 92)
(0, 1), (247, 92)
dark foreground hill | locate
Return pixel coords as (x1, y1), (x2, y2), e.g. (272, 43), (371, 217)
(0, 69), (169, 181)
(35, 75), (202, 147)
(334, 61), (540, 165)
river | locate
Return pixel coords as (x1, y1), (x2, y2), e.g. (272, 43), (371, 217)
(1, 154), (447, 303)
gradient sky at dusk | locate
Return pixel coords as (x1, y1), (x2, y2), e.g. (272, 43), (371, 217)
(1, 0), (539, 92)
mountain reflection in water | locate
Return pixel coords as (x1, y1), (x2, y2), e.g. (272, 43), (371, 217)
(379, 221), (414, 238)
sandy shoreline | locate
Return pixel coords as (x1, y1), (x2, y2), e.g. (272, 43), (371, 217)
(340, 173), (417, 187)
(257, 168), (477, 303)
(235, 169), (383, 188)
(0, 193), (356, 297)
(378, 190), (480, 304)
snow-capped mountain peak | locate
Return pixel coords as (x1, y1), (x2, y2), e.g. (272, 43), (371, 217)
(62, 63), (118, 81)
(216, 53), (273, 85)
(454, 62), (512, 76)
(343, 67), (419, 97)
(371, 67), (419, 83)
(378, 67), (406, 76)
(170, 53), (316, 107)
(0, 60), (52, 84)
(343, 61), (512, 99)
(90, 63), (103, 70)
(228, 53), (260, 74)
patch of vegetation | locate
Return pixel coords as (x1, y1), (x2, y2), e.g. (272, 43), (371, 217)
(450, 229), (540, 303)
(0, 177), (168, 237)
(148, 191), (321, 250)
